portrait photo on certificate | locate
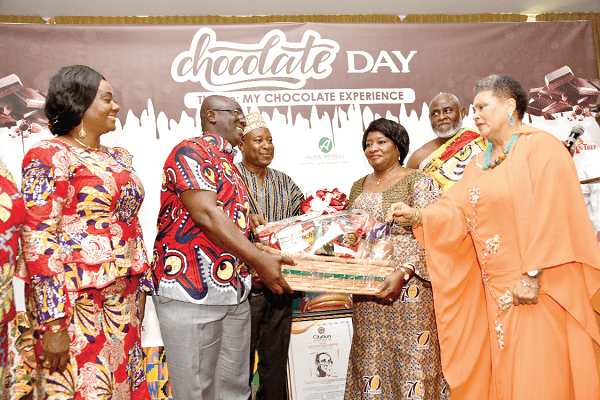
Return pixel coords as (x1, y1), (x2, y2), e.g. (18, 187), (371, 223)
(287, 310), (353, 400)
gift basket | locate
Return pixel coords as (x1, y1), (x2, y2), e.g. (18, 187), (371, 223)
(254, 189), (395, 294)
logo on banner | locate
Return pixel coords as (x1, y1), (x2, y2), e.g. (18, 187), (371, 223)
(319, 137), (333, 153)
(574, 136), (598, 155)
(362, 375), (382, 395)
(318, 327), (325, 334)
(172, 27), (340, 91)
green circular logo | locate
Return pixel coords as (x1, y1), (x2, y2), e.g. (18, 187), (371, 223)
(319, 137), (333, 153)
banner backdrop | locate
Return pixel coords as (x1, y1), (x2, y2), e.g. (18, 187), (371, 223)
(1, 21), (599, 347)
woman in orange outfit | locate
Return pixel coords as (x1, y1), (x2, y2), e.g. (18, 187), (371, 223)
(387, 74), (600, 400)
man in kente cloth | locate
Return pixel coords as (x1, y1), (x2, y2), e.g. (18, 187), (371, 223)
(235, 112), (305, 400)
(407, 93), (487, 190)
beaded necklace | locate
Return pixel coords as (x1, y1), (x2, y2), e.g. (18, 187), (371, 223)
(482, 134), (519, 170)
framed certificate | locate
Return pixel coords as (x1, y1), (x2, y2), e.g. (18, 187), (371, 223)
(287, 310), (354, 400)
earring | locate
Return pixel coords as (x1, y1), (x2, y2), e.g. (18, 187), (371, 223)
(508, 113), (515, 126)
(79, 127), (86, 138)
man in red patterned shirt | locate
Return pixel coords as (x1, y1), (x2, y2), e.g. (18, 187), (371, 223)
(151, 95), (294, 400)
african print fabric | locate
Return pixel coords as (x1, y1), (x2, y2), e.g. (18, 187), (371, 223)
(235, 163), (304, 224)
(18, 139), (151, 399)
(25, 275), (148, 399)
(235, 163), (304, 399)
(152, 132), (252, 305)
(345, 171), (449, 400)
(419, 128), (487, 191)
(0, 158), (25, 398)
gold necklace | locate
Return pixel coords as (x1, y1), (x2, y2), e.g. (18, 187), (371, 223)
(373, 165), (399, 185)
(73, 137), (102, 152)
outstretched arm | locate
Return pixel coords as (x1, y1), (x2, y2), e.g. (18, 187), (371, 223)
(180, 189), (294, 294)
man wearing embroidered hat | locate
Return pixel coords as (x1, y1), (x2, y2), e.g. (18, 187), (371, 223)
(236, 111), (304, 400)
(407, 93), (487, 191)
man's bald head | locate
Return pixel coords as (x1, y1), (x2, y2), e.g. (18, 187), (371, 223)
(200, 95), (247, 147)
(429, 93), (466, 139)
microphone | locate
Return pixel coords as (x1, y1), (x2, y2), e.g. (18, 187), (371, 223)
(565, 125), (584, 151)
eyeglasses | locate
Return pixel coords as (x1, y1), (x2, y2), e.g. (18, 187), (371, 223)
(590, 105), (599, 118)
(210, 109), (246, 120)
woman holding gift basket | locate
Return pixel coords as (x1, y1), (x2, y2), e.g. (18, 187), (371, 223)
(344, 118), (449, 400)
(387, 75), (600, 399)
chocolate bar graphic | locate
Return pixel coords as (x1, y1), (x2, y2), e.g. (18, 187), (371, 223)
(568, 78), (600, 96)
(0, 74), (24, 99)
(529, 86), (544, 95)
(541, 101), (571, 114)
(23, 109), (48, 125)
(528, 66), (599, 120)
(0, 100), (14, 116)
(0, 113), (16, 127)
(538, 87), (568, 102)
(577, 95), (597, 106)
(15, 88), (45, 108)
(544, 66), (575, 90)
(528, 97), (558, 116)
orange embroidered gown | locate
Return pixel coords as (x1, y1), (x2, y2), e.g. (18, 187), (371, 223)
(414, 126), (600, 400)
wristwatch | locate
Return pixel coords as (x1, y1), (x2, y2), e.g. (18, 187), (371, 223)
(526, 269), (542, 278)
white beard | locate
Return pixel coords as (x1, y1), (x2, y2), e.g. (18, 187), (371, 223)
(433, 119), (463, 139)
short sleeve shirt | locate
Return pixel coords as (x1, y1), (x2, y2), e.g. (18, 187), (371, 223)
(152, 132), (251, 305)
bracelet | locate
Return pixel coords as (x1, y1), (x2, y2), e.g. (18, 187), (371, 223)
(401, 209), (422, 227)
(399, 264), (414, 282)
(520, 276), (540, 289)
(412, 209), (423, 227)
(403, 263), (415, 272)
(38, 317), (70, 333)
(399, 267), (410, 282)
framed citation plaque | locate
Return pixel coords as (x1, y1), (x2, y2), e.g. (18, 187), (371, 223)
(287, 310), (354, 400)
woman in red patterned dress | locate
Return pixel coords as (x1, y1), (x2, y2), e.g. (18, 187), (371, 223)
(0, 158), (26, 398)
(18, 65), (152, 399)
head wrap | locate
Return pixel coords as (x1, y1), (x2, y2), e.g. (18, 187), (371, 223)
(243, 112), (269, 136)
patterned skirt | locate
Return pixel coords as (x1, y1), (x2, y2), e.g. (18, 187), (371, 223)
(344, 286), (449, 400)
(27, 275), (149, 400)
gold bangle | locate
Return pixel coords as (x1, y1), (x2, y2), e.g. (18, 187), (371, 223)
(412, 209), (423, 227)
(400, 208), (422, 227)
